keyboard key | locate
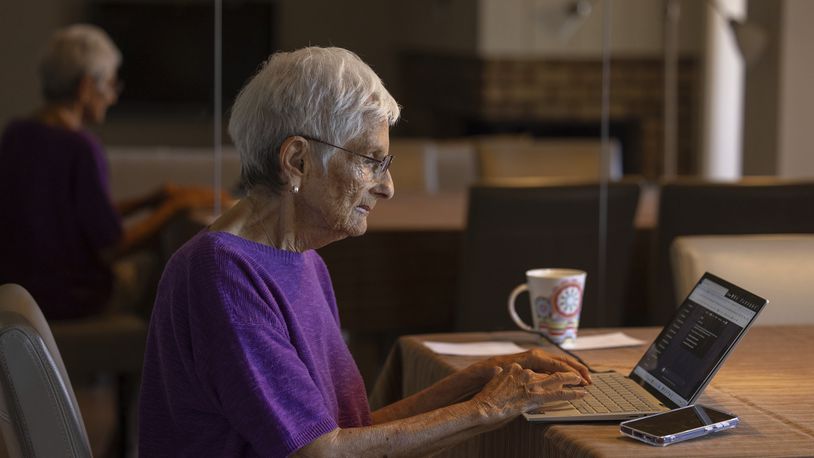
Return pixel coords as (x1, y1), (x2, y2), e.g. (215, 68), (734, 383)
(568, 372), (661, 415)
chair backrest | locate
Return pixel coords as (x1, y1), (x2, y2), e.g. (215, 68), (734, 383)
(651, 179), (814, 326)
(0, 284), (91, 458)
(455, 180), (640, 331)
(671, 235), (814, 325)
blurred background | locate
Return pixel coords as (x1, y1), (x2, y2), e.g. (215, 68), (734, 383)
(2, 0), (811, 178)
(1, 1), (813, 455)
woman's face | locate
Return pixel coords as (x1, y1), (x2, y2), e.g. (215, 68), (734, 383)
(298, 121), (394, 240)
(80, 72), (119, 124)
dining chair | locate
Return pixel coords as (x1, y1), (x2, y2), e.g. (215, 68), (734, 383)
(651, 178), (814, 326)
(455, 179), (640, 332)
(0, 283), (92, 458)
(0, 277), (149, 457)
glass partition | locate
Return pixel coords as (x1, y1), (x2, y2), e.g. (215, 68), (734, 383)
(4, 0), (810, 394)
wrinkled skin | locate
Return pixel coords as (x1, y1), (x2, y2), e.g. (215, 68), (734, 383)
(296, 121), (394, 240)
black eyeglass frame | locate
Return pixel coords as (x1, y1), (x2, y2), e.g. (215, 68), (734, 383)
(296, 135), (394, 177)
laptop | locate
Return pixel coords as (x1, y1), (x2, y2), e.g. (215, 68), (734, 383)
(525, 272), (767, 422)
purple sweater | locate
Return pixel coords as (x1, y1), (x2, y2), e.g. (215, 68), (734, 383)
(139, 231), (370, 457)
(0, 120), (122, 319)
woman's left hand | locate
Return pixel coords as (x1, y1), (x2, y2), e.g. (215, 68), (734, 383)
(473, 349), (592, 386)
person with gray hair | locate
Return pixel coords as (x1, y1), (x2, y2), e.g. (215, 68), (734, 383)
(39, 23), (122, 111)
(139, 46), (591, 457)
(0, 24), (220, 319)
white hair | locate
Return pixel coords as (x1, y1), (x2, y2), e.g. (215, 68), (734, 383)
(39, 24), (121, 102)
(228, 46), (400, 192)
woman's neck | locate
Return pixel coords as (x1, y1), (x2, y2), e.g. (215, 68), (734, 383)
(36, 103), (83, 131)
(209, 189), (340, 253)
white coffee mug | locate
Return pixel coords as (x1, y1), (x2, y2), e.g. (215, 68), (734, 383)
(507, 268), (587, 344)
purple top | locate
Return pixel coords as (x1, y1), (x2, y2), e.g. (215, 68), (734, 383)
(0, 119), (122, 319)
(139, 231), (370, 457)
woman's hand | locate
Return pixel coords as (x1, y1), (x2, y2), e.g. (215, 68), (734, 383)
(471, 364), (586, 423)
(299, 365), (586, 458)
(472, 348), (592, 387)
(372, 347), (591, 425)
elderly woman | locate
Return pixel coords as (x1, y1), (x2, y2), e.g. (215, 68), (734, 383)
(138, 47), (591, 457)
(0, 24), (218, 319)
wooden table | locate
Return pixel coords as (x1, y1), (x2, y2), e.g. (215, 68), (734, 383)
(370, 326), (814, 457)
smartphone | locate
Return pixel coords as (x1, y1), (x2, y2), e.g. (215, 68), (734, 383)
(620, 405), (739, 446)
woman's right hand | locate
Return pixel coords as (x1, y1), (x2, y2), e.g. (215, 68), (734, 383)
(471, 363), (586, 423)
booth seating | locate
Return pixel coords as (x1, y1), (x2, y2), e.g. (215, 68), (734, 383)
(107, 139), (479, 201)
(106, 136), (616, 201)
(107, 146), (243, 201)
(651, 179), (814, 326)
(0, 284), (92, 458)
(388, 139), (478, 193)
(476, 135), (623, 181)
(671, 234), (814, 325)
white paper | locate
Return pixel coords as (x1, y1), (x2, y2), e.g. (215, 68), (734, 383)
(423, 341), (527, 356)
(559, 332), (646, 350)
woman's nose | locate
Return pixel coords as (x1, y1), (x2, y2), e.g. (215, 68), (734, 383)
(372, 170), (394, 199)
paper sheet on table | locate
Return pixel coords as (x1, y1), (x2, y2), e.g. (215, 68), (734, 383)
(559, 332), (646, 350)
(423, 341), (527, 356)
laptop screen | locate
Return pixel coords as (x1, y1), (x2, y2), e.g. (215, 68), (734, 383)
(629, 273), (767, 408)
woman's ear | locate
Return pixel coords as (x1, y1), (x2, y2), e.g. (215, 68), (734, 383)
(278, 136), (308, 184)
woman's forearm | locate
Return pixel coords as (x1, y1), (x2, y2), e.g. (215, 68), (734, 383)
(116, 187), (165, 217)
(297, 399), (503, 458)
(371, 363), (492, 424)
(102, 199), (181, 262)
(298, 360), (586, 457)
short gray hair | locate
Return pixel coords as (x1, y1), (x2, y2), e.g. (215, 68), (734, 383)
(228, 46), (400, 192)
(39, 24), (121, 103)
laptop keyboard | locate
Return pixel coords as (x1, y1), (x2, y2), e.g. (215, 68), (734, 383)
(571, 372), (663, 414)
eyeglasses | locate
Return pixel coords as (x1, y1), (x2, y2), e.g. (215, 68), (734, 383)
(298, 135), (394, 177)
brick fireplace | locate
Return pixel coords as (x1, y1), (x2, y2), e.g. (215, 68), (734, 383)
(399, 52), (699, 178)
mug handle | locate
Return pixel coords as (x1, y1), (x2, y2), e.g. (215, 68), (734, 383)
(508, 283), (534, 332)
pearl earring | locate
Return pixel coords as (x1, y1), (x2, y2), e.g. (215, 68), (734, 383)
(291, 185), (300, 194)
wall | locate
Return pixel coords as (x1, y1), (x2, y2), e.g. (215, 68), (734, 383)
(742, 0), (781, 175)
(275, 0), (400, 98)
(401, 53), (699, 177)
(743, 0), (814, 178)
(276, 0), (477, 107)
(478, 0), (704, 58)
(394, 0), (478, 55)
(777, 0), (814, 178)
(0, 0), (83, 128)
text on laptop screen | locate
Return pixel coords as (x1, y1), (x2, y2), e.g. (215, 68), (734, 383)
(631, 275), (765, 407)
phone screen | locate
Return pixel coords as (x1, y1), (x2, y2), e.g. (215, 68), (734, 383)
(623, 405), (736, 436)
